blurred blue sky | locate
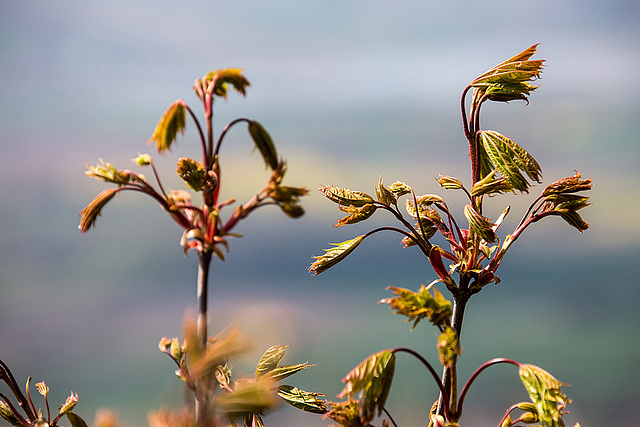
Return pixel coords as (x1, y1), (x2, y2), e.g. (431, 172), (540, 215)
(1, 1), (639, 426)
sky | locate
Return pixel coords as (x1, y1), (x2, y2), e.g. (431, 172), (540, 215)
(1, 1), (639, 426)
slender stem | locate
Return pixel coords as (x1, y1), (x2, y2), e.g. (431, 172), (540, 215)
(382, 407), (399, 427)
(213, 118), (251, 158)
(457, 358), (520, 417)
(195, 250), (213, 426)
(183, 103), (208, 170)
(0, 360), (35, 422)
(461, 85), (472, 140)
(392, 347), (450, 420)
(149, 159), (168, 198)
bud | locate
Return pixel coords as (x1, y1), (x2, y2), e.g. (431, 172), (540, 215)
(520, 412), (539, 423)
(58, 392), (78, 415)
(0, 401), (22, 426)
(436, 174), (464, 190)
(132, 153), (152, 167)
(176, 157), (207, 191)
(430, 414), (446, 427)
(85, 160), (131, 186)
(389, 181), (412, 197)
(464, 204), (497, 243)
(279, 203), (304, 218)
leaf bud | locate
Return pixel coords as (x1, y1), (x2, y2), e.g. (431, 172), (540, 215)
(436, 174), (464, 190)
(58, 392), (78, 415)
(176, 157), (207, 191)
(132, 153), (152, 167)
(389, 181), (412, 197)
(0, 401), (22, 427)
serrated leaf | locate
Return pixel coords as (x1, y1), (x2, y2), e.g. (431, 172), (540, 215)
(405, 194), (445, 218)
(464, 204), (497, 243)
(334, 203), (377, 227)
(78, 188), (118, 233)
(202, 68), (250, 99)
(248, 120), (279, 170)
(255, 344), (288, 379)
(264, 363), (313, 382)
(319, 185), (374, 207)
(470, 44), (544, 104)
(478, 130), (542, 192)
(215, 378), (278, 416)
(542, 172), (593, 196)
(518, 364), (572, 427)
(471, 172), (513, 197)
(376, 176), (397, 205)
(277, 385), (327, 414)
(338, 350), (395, 424)
(437, 327), (461, 367)
(436, 174), (464, 190)
(389, 181), (412, 197)
(379, 285), (452, 330)
(308, 235), (365, 275)
(148, 100), (186, 153)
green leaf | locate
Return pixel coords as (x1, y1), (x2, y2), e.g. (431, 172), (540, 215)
(277, 385), (327, 414)
(471, 172), (513, 197)
(389, 181), (412, 197)
(436, 174), (464, 190)
(464, 203), (497, 243)
(215, 378), (278, 416)
(379, 285), (452, 330)
(255, 344), (288, 379)
(308, 235), (365, 275)
(201, 68), (251, 99)
(470, 44), (544, 104)
(334, 203), (377, 227)
(319, 185), (374, 207)
(147, 100), (186, 153)
(0, 402), (23, 427)
(376, 176), (397, 206)
(66, 412), (90, 427)
(264, 363), (313, 382)
(338, 350), (396, 423)
(248, 120), (279, 170)
(405, 194), (445, 218)
(478, 130), (542, 192)
(518, 364), (573, 427)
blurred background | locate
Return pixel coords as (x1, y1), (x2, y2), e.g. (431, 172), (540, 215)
(1, 1), (639, 426)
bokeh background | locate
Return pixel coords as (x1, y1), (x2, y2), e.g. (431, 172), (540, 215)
(1, 1), (639, 426)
